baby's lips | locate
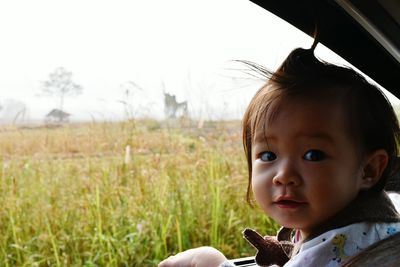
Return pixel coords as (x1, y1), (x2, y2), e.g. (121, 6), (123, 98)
(274, 195), (306, 203)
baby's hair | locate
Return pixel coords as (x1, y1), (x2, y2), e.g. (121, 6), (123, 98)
(242, 45), (400, 203)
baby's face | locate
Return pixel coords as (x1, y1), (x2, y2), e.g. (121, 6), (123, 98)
(251, 97), (365, 238)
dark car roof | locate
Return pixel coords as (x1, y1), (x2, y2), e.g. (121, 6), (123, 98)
(249, 0), (400, 99)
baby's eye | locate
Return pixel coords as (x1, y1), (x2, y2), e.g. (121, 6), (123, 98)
(259, 151), (277, 162)
(303, 150), (326, 161)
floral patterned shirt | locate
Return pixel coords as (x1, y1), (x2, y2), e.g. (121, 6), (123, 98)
(284, 222), (400, 267)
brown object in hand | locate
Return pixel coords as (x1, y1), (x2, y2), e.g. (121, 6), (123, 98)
(242, 228), (290, 267)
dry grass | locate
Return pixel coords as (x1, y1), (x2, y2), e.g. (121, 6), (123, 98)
(0, 120), (278, 266)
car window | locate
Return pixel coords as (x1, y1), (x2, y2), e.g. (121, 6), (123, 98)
(1, 1), (399, 266)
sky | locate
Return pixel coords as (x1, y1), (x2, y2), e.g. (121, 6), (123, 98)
(0, 0), (398, 123)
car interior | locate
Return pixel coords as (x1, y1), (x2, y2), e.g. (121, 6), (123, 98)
(249, 0), (400, 99)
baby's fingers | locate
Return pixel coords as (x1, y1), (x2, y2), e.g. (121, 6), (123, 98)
(158, 247), (227, 267)
(158, 256), (172, 267)
(158, 251), (193, 267)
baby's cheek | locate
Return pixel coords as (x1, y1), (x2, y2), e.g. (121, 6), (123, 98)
(252, 175), (270, 206)
(307, 182), (329, 203)
(251, 172), (264, 193)
(251, 180), (260, 199)
(308, 186), (341, 215)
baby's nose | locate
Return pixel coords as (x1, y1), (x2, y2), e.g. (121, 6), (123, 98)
(272, 161), (301, 186)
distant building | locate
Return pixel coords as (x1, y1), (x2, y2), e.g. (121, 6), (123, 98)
(45, 109), (71, 123)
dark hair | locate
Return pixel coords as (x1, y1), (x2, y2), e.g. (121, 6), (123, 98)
(242, 47), (400, 203)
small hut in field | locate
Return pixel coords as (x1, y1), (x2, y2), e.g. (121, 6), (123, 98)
(45, 109), (71, 123)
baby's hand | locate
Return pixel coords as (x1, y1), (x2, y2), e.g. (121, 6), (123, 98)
(158, 246), (227, 267)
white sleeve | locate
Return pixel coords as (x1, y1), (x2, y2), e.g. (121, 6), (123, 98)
(219, 260), (236, 267)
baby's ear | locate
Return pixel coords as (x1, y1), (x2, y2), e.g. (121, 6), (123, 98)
(360, 149), (389, 189)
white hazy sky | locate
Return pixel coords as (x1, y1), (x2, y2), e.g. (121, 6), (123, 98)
(0, 0), (398, 122)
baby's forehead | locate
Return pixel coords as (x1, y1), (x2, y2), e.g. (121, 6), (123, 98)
(251, 97), (352, 142)
(255, 93), (346, 120)
(252, 127), (336, 143)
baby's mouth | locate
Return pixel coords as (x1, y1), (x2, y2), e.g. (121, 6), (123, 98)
(274, 198), (307, 209)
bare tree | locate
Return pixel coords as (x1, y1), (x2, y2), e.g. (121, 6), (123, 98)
(41, 67), (83, 115)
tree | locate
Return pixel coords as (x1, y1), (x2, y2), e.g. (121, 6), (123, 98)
(41, 67), (83, 114)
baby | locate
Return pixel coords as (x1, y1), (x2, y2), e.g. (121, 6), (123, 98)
(159, 45), (400, 267)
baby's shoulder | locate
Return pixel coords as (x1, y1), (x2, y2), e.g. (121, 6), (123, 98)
(305, 222), (400, 249)
(290, 222), (400, 267)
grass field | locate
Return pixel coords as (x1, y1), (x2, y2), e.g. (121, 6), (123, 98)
(0, 120), (278, 266)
